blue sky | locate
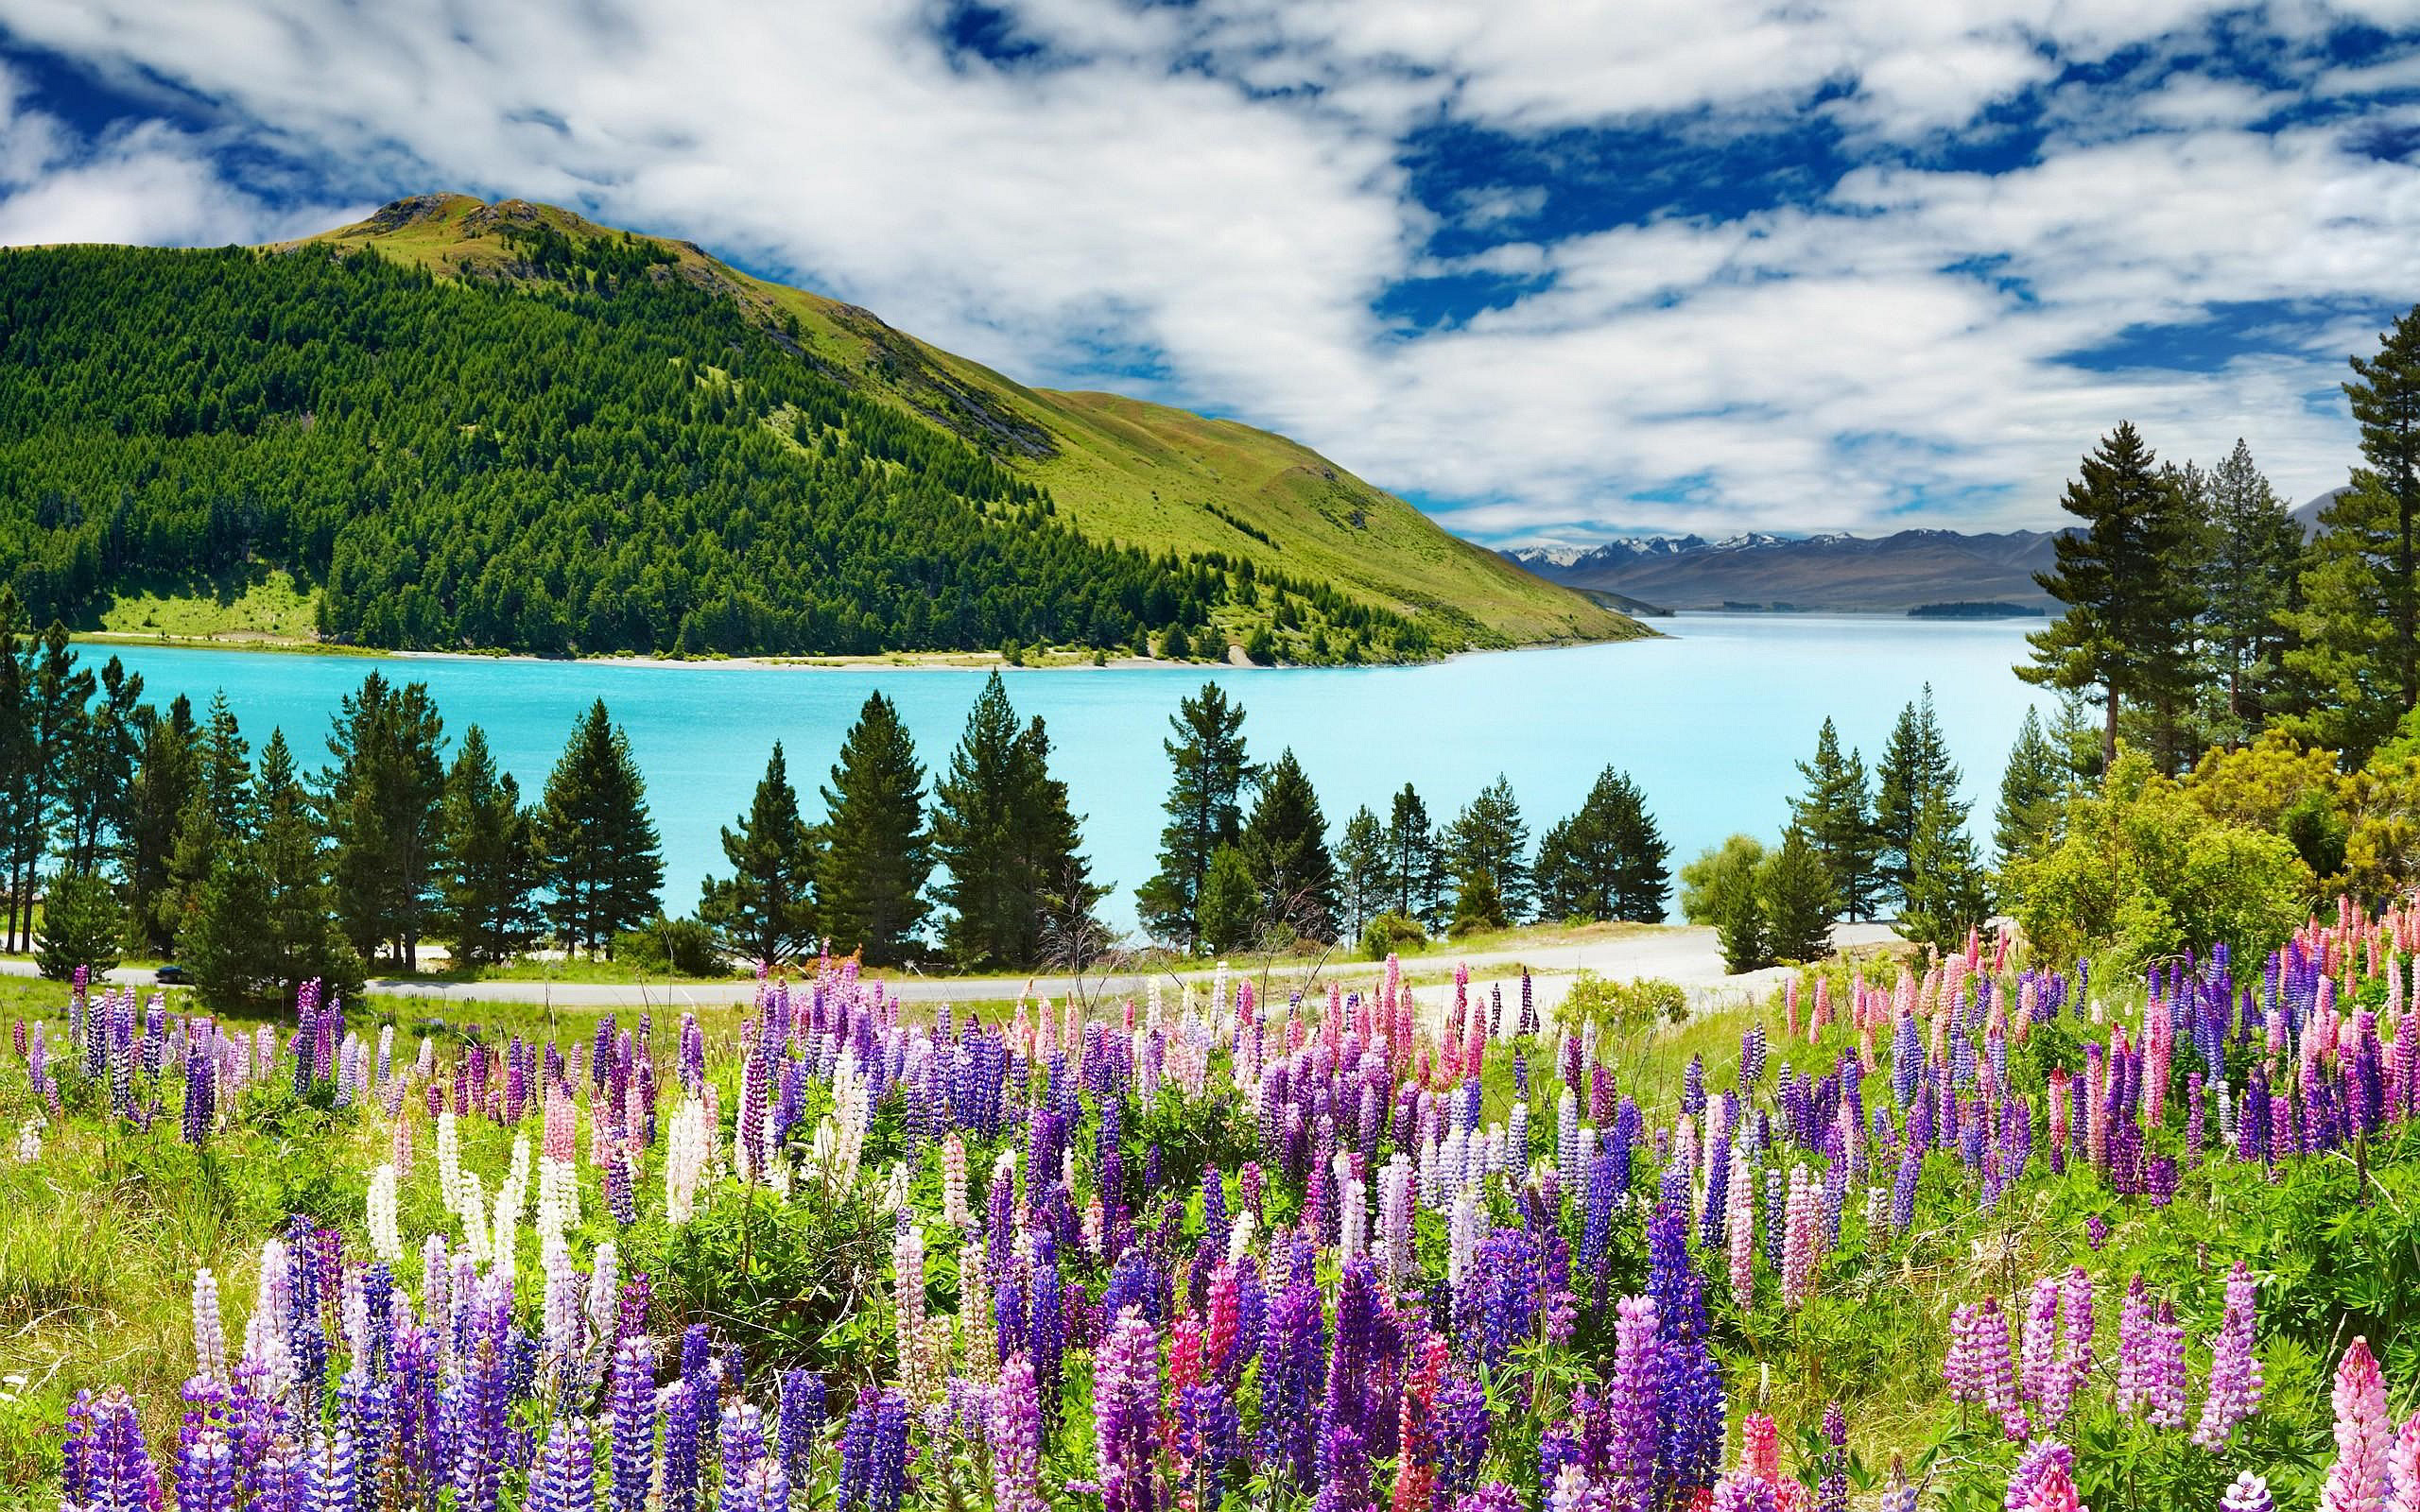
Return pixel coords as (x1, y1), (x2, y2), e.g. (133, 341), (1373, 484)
(3, 0), (2419, 545)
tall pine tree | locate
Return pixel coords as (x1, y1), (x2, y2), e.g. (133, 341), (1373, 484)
(699, 742), (819, 967)
(1534, 766), (1671, 923)
(539, 699), (664, 956)
(930, 674), (1101, 968)
(2199, 438), (2303, 737)
(1383, 784), (1446, 928)
(1135, 683), (1256, 953)
(816, 691), (932, 967)
(1789, 719), (1880, 920)
(321, 673), (447, 969)
(1334, 806), (1388, 942)
(1900, 791), (1990, 953)
(2022, 421), (2204, 774)
(440, 725), (542, 968)
(1239, 748), (1339, 943)
(1994, 708), (2068, 866)
(1445, 776), (1531, 924)
(125, 696), (199, 955)
(1874, 686), (1964, 908)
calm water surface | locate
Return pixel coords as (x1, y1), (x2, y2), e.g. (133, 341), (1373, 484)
(92, 614), (2052, 932)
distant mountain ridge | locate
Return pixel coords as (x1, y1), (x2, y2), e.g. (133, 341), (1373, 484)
(1502, 528), (2065, 613)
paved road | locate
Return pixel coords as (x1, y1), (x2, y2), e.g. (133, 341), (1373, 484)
(1, 922), (1904, 1013)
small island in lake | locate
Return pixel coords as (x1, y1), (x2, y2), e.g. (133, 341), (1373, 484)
(1908, 601), (2046, 619)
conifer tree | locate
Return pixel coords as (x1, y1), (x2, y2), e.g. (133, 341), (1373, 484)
(1446, 775), (1531, 924)
(188, 730), (361, 1005)
(2022, 421), (2204, 774)
(35, 869), (123, 980)
(1994, 708), (2068, 866)
(321, 673), (447, 969)
(2199, 438), (2303, 735)
(931, 673), (1101, 968)
(126, 696), (199, 955)
(1136, 683), (1256, 953)
(1334, 806), (1388, 942)
(60, 656), (147, 875)
(816, 691), (932, 967)
(1875, 686), (1964, 906)
(699, 742), (819, 967)
(1791, 718), (1880, 920)
(7, 622), (92, 952)
(440, 725), (542, 968)
(1383, 784), (1446, 928)
(1757, 825), (1836, 964)
(1901, 792), (1990, 954)
(1196, 844), (1261, 955)
(1535, 766), (1671, 922)
(1239, 748), (1339, 943)
(539, 699), (664, 956)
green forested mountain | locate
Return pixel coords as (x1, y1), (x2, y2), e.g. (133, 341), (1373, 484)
(0, 195), (1634, 661)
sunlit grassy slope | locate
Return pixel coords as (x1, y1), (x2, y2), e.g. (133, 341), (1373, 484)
(286, 195), (1641, 654)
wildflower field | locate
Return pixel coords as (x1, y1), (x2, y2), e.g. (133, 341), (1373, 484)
(9, 909), (2420, 1512)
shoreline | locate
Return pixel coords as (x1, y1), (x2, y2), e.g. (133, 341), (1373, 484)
(71, 627), (1655, 674)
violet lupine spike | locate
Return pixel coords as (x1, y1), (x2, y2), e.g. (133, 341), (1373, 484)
(2193, 1262), (2263, 1451)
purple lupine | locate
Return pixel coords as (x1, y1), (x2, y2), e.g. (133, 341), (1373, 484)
(527, 1417), (596, 1512)
(778, 1369), (826, 1481)
(991, 1353), (1046, 1512)
(2193, 1262), (2263, 1450)
(660, 1379), (704, 1512)
(2220, 1470), (2276, 1512)
(1818, 1402), (1848, 1512)
(1604, 1295), (1661, 1504)
(1094, 1306), (1162, 1512)
(836, 1387), (910, 1512)
(607, 1339), (656, 1512)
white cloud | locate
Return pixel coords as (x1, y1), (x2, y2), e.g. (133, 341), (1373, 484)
(0, 0), (2413, 541)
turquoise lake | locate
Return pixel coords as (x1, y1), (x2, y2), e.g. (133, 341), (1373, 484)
(88, 614), (2053, 933)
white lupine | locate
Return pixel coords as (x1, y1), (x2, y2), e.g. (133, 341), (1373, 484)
(666, 1096), (709, 1224)
(368, 1162), (404, 1264)
(941, 1133), (971, 1228)
(586, 1241), (620, 1345)
(541, 1234), (581, 1362)
(1447, 1189), (1480, 1290)
(13, 1116), (41, 1162)
(191, 1268), (228, 1383)
(457, 1172), (492, 1267)
(491, 1177), (521, 1283)
(242, 1238), (296, 1399)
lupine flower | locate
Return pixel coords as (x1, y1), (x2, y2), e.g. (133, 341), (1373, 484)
(2320, 1337), (2393, 1512)
(2193, 1263), (2262, 1451)
(990, 1353), (1046, 1512)
(2221, 1471), (2276, 1512)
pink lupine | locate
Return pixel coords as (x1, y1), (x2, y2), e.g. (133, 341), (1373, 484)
(1781, 1164), (1817, 1309)
(2323, 1338), (2394, 1512)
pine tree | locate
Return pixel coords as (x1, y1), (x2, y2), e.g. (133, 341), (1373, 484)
(197, 693), (251, 835)
(1875, 686), (1964, 907)
(931, 673), (1102, 968)
(1239, 748), (1339, 943)
(1334, 805), (1388, 942)
(1700, 841), (1769, 973)
(1136, 683), (1256, 953)
(1757, 825), (1836, 965)
(2199, 438), (2303, 736)
(1791, 719), (1880, 920)
(815, 691), (931, 967)
(35, 868), (123, 980)
(251, 730), (364, 1000)
(321, 673), (447, 969)
(1445, 776), (1531, 924)
(1383, 784), (1446, 928)
(539, 699), (665, 956)
(2288, 314), (2420, 758)
(125, 696), (199, 955)
(60, 656), (147, 875)
(2021, 421), (2204, 774)
(1900, 792), (1990, 953)
(1994, 708), (2068, 866)
(189, 731), (361, 1006)
(7, 623), (92, 952)
(1451, 863), (1507, 936)
(440, 725), (542, 968)
(1534, 766), (1670, 923)
(699, 742), (819, 968)
(1196, 844), (1261, 955)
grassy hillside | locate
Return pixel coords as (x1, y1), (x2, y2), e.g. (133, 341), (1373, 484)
(288, 195), (1637, 654)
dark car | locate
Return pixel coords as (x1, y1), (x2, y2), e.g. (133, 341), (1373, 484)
(154, 963), (192, 986)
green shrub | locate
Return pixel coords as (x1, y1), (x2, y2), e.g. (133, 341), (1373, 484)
(1559, 971), (1687, 1031)
(612, 915), (725, 975)
(1358, 910), (1427, 960)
